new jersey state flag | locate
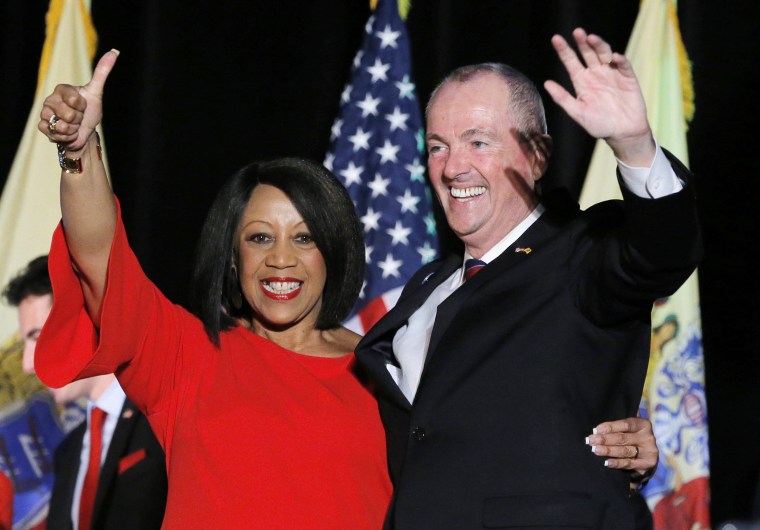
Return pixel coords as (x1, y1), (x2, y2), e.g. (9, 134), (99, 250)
(0, 0), (99, 527)
(325, 0), (438, 334)
(579, 1), (709, 528)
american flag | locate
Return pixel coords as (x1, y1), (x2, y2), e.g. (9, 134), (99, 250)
(325, 0), (438, 334)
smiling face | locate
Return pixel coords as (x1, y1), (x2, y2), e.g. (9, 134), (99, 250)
(236, 184), (327, 333)
(426, 72), (545, 257)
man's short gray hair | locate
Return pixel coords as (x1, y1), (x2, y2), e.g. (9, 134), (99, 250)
(426, 63), (548, 139)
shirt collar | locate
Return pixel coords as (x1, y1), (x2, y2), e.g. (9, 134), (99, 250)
(461, 203), (545, 278)
(89, 379), (127, 417)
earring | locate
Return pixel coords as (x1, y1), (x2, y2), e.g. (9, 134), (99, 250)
(228, 263), (243, 310)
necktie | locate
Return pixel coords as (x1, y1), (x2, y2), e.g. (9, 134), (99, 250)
(464, 258), (486, 281)
(79, 407), (107, 530)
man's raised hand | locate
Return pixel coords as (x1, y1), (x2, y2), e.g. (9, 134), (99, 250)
(543, 28), (655, 167)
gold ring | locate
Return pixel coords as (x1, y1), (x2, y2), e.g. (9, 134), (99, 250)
(633, 446), (639, 459)
(48, 114), (60, 134)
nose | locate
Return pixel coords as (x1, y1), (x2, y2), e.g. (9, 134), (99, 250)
(22, 341), (36, 374)
(265, 240), (297, 269)
(441, 146), (469, 182)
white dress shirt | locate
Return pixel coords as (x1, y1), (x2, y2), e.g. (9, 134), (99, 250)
(70, 379), (127, 530)
(389, 146), (684, 402)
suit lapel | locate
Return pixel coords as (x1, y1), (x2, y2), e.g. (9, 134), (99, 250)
(357, 254), (461, 410)
(54, 425), (85, 529)
(91, 400), (139, 525)
(424, 209), (563, 370)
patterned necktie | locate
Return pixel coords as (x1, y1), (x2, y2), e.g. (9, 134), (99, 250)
(464, 258), (486, 281)
(79, 407), (107, 530)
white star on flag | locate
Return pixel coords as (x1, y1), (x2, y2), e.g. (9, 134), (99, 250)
(385, 106), (409, 131)
(360, 207), (382, 232)
(353, 50), (364, 68)
(397, 189), (420, 213)
(368, 173), (391, 197)
(340, 161), (363, 187)
(376, 24), (401, 49)
(356, 93), (381, 117)
(386, 220), (412, 246)
(395, 75), (415, 99)
(375, 139), (400, 163)
(348, 127), (372, 152)
(378, 252), (403, 278)
(424, 212), (437, 235)
(341, 85), (352, 103)
(331, 119), (343, 140)
(417, 241), (438, 264)
(366, 58), (391, 83)
(405, 158), (425, 182)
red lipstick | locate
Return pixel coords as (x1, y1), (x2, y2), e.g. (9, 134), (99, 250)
(260, 277), (303, 301)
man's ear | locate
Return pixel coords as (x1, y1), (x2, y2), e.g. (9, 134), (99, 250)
(530, 134), (553, 181)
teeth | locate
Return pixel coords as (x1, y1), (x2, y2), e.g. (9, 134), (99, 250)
(450, 186), (486, 198)
(263, 281), (301, 294)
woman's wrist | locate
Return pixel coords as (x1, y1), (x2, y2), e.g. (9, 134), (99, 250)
(58, 132), (101, 174)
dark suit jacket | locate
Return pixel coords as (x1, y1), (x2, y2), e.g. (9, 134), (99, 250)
(47, 399), (167, 530)
(355, 155), (702, 529)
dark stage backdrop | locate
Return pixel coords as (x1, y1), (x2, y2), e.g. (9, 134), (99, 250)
(2, 0), (759, 523)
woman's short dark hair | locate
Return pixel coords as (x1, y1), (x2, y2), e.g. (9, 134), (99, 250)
(192, 158), (365, 345)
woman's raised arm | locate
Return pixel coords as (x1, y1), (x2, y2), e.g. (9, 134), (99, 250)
(38, 50), (120, 327)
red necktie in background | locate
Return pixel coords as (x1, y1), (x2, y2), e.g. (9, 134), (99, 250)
(79, 407), (106, 530)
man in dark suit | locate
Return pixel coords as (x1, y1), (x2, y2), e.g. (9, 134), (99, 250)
(46, 389), (167, 530)
(355, 29), (701, 529)
(3, 257), (167, 530)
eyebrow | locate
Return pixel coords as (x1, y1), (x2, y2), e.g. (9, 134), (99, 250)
(461, 128), (497, 140)
(239, 219), (308, 231)
(426, 128), (497, 143)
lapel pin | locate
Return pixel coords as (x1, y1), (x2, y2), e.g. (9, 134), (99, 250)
(122, 409), (134, 419)
(515, 247), (532, 254)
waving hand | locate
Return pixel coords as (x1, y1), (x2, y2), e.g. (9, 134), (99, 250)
(544, 28), (655, 167)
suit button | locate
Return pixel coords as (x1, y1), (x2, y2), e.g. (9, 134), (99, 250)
(412, 427), (426, 441)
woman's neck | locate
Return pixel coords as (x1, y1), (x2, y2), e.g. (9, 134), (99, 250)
(244, 317), (353, 358)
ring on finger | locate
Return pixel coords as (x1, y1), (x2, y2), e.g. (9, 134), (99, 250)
(633, 446), (639, 459)
(48, 114), (60, 134)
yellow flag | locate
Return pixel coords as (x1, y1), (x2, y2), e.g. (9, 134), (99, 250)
(579, 1), (709, 527)
(0, 0), (104, 342)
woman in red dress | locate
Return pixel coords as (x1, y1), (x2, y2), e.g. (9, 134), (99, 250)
(35, 50), (389, 529)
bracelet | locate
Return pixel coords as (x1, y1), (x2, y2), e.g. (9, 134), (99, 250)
(57, 132), (102, 174)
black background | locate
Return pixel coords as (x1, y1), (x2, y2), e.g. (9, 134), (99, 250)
(2, 0), (759, 523)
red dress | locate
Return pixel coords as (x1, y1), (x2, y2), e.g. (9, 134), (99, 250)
(36, 205), (392, 529)
(0, 472), (11, 530)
